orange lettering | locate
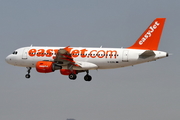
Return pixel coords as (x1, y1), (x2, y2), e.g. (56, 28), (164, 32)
(46, 49), (53, 57)
(37, 49), (45, 57)
(80, 49), (88, 58)
(28, 48), (117, 59)
(71, 50), (79, 57)
(106, 50), (117, 58)
(28, 49), (36, 57)
(97, 50), (105, 58)
(64, 46), (73, 53)
(89, 50), (97, 58)
(53, 49), (59, 55)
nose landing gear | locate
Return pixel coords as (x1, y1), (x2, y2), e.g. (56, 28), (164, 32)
(25, 67), (31, 79)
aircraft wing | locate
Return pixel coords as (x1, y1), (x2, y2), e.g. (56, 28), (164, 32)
(74, 61), (98, 70)
(54, 46), (98, 70)
(54, 46), (79, 67)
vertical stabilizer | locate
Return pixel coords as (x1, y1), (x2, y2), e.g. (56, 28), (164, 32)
(128, 18), (166, 50)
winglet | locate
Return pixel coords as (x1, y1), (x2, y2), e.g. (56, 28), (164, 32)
(128, 18), (166, 50)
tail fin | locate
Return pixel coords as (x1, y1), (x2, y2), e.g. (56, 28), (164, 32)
(128, 18), (166, 50)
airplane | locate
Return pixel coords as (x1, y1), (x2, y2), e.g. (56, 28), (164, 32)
(5, 18), (168, 81)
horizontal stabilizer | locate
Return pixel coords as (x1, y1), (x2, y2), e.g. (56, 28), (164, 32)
(139, 50), (155, 59)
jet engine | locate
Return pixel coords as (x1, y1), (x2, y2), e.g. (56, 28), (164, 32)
(36, 61), (61, 73)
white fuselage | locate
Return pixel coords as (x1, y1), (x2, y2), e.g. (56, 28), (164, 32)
(5, 46), (168, 70)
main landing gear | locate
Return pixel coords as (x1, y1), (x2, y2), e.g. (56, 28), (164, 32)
(25, 67), (31, 79)
(84, 70), (92, 81)
(68, 70), (92, 81)
(69, 73), (77, 80)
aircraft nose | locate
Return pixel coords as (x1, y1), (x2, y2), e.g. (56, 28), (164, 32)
(5, 55), (12, 64)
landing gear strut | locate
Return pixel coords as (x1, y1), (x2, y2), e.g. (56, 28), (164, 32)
(25, 67), (31, 79)
(84, 70), (92, 81)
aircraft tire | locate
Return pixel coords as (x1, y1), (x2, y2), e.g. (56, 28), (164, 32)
(84, 75), (92, 81)
(69, 73), (77, 80)
(25, 74), (30, 79)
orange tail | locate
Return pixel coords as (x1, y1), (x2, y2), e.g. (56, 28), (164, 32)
(128, 18), (166, 50)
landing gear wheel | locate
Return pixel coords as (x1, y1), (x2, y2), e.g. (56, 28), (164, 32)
(25, 74), (30, 78)
(84, 75), (92, 81)
(69, 73), (77, 80)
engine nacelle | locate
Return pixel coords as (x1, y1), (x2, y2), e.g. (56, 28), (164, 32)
(36, 61), (61, 73)
(60, 69), (77, 75)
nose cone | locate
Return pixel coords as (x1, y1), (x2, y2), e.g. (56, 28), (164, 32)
(5, 55), (12, 64)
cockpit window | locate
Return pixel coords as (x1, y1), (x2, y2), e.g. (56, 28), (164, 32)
(12, 51), (18, 54)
